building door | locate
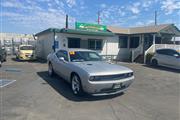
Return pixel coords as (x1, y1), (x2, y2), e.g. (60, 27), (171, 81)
(68, 38), (81, 48)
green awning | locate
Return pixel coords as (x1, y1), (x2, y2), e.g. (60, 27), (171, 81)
(60, 28), (114, 36)
(35, 28), (114, 37)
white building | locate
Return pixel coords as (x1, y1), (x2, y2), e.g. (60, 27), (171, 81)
(35, 23), (180, 62)
(35, 27), (115, 60)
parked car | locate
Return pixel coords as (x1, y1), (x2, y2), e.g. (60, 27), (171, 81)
(0, 47), (7, 67)
(151, 48), (180, 69)
(5, 47), (12, 55)
(47, 49), (134, 96)
(16, 45), (36, 60)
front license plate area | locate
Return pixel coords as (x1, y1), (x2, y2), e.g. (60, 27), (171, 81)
(113, 83), (122, 89)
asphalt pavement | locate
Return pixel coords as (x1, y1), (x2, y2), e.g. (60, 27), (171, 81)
(0, 56), (179, 120)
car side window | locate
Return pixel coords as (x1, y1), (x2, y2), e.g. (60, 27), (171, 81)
(156, 50), (165, 55)
(157, 49), (179, 56)
(163, 49), (177, 56)
(56, 50), (69, 61)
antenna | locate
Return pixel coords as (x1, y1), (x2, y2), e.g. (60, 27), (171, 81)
(155, 11), (157, 25)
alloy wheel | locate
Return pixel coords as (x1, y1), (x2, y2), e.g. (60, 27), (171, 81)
(71, 75), (80, 95)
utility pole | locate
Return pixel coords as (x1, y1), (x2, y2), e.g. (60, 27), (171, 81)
(65, 14), (68, 29)
(155, 11), (157, 26)
(97, 11), (100, 24)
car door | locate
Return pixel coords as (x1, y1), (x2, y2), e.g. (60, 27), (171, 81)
(155, 49), (167, 65)
(55, 50), (71, 80)
(165, 49), (180, 68)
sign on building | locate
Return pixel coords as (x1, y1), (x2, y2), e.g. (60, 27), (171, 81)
(75, 22), (107, 32)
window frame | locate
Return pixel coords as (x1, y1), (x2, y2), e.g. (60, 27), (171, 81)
(88, 39), (102, 50)
(129, 36), (140, 48)
(68, 37), (81, 48)
(118, 36), (128, 48)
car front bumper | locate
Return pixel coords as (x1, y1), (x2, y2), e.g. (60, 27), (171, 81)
(18, 54), (36, 60)
(82, 76), (134, 96)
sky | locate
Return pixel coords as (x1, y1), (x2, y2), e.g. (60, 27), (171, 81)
(1, 0), (180, 34)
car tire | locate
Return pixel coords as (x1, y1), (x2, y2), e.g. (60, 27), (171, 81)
(4, 57), (6, 62)
(71, 74), (84, 96)
(0, 61), (2, 67)
(48, 63), (54, 77)
(152, 59), (158, 66)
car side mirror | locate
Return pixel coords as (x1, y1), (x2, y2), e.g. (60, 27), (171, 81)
(59, 57), (68, 63)
(59, 57), (65, 61)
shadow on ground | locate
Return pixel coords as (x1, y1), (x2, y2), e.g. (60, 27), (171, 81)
(143, 64), (180, 73)
(11, 57), (47, 64)
(37, 71), (123, 102)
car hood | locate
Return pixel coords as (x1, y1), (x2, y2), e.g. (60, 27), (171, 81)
(71, 61), (133, 76)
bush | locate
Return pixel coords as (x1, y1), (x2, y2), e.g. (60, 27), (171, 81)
(146, 53), (155, 64)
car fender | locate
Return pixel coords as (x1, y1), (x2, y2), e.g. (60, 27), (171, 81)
(68, 63), (89, 87)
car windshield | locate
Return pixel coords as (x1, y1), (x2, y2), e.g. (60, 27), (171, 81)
(20, 46), (34, 50)
(69, 51), (102, 62)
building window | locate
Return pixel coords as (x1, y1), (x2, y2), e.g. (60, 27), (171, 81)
(119, 36), (128, 48)
(68, 38), (81, 48)
(130, 36), (139, 48)
(88, 39), (102, 50)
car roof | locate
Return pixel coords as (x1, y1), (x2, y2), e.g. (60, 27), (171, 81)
(59, 48), (95, 52)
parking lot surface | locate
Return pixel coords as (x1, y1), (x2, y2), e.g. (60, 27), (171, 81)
(0, 57), (179, 120)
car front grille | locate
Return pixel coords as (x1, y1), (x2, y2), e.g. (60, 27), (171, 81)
(90, 72), (133, 81)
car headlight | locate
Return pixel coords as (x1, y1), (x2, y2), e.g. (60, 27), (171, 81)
(127, 72), (133, 77)
(20, 52), (24, 56)
(89, 76), (101, 81)
(89, 76), (95, 81)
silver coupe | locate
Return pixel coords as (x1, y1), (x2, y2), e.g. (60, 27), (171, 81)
(47, 49), (134, 96)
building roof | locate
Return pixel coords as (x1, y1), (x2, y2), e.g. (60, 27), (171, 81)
(107, 26), (129, 34)
(129, 24), (171, 34)
(35, 28), (114, 37)
(108, 24), (180, 35)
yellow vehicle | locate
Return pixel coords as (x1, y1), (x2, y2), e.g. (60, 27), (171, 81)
(17, 45), (36, 60)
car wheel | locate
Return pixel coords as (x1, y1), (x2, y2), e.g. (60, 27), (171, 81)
(152, 59), (158, 66)
(71, 74), (83, 96)
(48, 63), (54, 77)
(0, 61), (2, 67)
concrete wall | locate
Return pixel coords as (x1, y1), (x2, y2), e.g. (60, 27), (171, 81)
(36, 32), (54, 59)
